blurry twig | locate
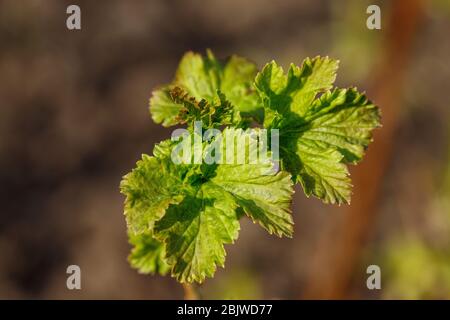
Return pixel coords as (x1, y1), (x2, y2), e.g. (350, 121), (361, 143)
(303, 0), (425, 299)
(182, 283), (199, 300)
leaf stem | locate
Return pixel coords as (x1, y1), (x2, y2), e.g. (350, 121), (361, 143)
(182, 283), (199, 300)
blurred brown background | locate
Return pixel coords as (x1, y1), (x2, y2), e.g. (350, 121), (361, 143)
(1, 0), (450, 299)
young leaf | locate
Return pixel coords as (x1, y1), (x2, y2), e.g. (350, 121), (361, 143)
(122, 128), (294, 282)
(221, 55), (264, 122)
(255, 57), (380, 204)
(211, 167), (294, 237)
(154, 185), (240, 283)
(128, 232), (170, 276)
(120, 150), (185, 234)
(170, 86), (234, 128)
(208, 128), (294, 237)
(254, 57), (338, 125)
(150, 51), (262, 128)
(149, 86), (182, 127)
(283, 139), (351, 204)
(300, 87), (381, 163)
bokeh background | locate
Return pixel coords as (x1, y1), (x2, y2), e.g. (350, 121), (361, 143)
(1, 0), (450, 299)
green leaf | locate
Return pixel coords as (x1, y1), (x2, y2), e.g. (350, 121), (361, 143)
(277, 88), (379, 203)
(147, 128), (293, 282)
(301, 88), (381, 163)
(221, 55), (263, 122)
(254, 60), (289, 125)
(169, 86), (234, 128)
(175, 50), (223, 102)
(211, 168), (294, 237)
(209, 128), (294, 237)
(282, 139), (351, 204)
(150, 51), (262, 128)
(288, 56), (339, 116)
(149, 86), (183, 127)
(154, 185), (240, 283)
(255, 57), (339, 124)
(256, 57), (380, 204)
(128, 231), (170, 275)
(120, 146), (185, 234)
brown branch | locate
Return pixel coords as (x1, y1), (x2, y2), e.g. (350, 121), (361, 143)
(302, 0), (425, 299)
(182, 283), (200, 300)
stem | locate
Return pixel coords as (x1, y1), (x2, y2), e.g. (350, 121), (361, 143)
(182, 283), (199, 300)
